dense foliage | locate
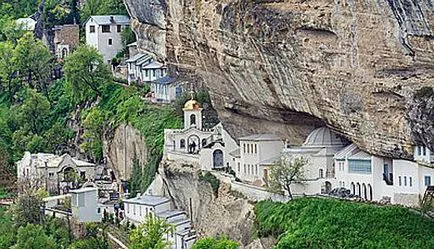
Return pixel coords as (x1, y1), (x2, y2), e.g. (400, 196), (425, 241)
(255, 198), (434, 249)
(199, 172), (220, 197)
(129, 216), (174, 249)
(192, 236), (239, 249)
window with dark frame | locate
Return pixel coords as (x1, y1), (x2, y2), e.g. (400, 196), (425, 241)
(102, 25), (110, 33)
(117, 25), (122, 32)
(108, 39), (112, 45)
(90, 25), (95, 33)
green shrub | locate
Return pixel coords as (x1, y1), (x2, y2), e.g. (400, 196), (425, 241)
(255, 198), (434, 249)
(199, 172), (220, 197)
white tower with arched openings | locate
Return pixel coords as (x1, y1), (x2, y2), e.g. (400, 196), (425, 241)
(183, 92), (203, 130)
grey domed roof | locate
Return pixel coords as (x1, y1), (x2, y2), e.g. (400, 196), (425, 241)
(303, 127), (347, 147)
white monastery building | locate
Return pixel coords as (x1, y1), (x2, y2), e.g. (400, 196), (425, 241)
(16, 152), (96, 193)
(126, 53), (168, 84)
(70, 187), (102, 223)
(164, 96), (238, 169)
(230, 134), (284, 186)
(149, 76), (183, 103)
(124, 194), (196, 249)
(283, 127), (348, 195)
(333, 143), (434, 206)
(85, 15), (130, 64)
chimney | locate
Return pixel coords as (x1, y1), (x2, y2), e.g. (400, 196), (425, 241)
(136, 193), (141, 199)
(110, 16), (114, 23)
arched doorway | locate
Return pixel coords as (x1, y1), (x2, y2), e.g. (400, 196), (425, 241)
(356, 183), (361, 196)
(362, 183), (367, 199)
(325, 181), (332, 194)
(187, 135), (200, 154)
(213, 150), (224, 169)
(63, 166), (76, 182)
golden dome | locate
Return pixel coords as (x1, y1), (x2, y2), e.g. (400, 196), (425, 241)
(183, 91), (201, 110)
(183, 99), (200, 110)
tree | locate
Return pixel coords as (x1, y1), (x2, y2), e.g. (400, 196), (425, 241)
(68, 223), (108, 249)
(11, 176), (46, 227)
(80, 107), (106, 162)
(130, 153), (143, 195)
(129, 216), (174, 249)
(0, 41), (18, 104)
(17, 88), (50, 135)
(64, 45), (111, 103)
(192, 236), (239, 249)
(12, 224), (56, 249)
(268, 155), (307, 199)
(13, 33), (54, 98)
(121, 26), (136, 46)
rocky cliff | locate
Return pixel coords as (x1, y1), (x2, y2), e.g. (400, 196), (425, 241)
(103, 124), (147, 180)
(125, 0), (434, 158)
(158, 161), (256, 246)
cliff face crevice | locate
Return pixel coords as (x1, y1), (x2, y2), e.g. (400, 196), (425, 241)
(103, 124), (147, 181)
(126, 0), (434, 158)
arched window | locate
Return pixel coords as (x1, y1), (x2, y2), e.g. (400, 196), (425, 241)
(190, 114), (196, 125)
(351, 182), (355, 194)
(368, 184), (373, 201)
(356, 183), (361, 196)
(180, 139), (185, 149)
(362, 183), (367, 199)
(61, 47), (68, 58)
(319, 169), (324, 178)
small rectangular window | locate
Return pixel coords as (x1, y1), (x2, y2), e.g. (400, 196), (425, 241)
(102, 25), (110, 33)
(244, 164), (246, 174)
(108, 39), (112, 45)
(399, 176), (402, 186)
(255, 165), (258, 176)
(152, 69), (156, 77)
(145, 70), (149, 77)
(117, 25), (122, 32)
(418, 146), (422, 156)
(237, 163), (240, 172)
(423, 146), (426, 156)
(255, 144), (257, 154)
(247, 144), (249, 153)
(90, 25), (95, 33)
(409, 177), (412, 187)
(425, 176), (431, 186)
(404, 176), (407, 186)
(247, 164), (250, 174)
(243, 144), (246, 153)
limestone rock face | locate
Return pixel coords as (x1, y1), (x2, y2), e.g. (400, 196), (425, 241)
(103, 124), (147, 180)
(159, 161), (256, 246)
(126, 0), (434, 158)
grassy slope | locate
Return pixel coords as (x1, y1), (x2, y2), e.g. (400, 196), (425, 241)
(255, 198), (434, 249)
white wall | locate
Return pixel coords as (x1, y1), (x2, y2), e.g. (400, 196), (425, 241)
(85, 18), (128, 64)
(71, 190), (101, 222)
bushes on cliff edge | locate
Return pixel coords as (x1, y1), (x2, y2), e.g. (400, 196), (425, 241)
(199, 172), (220, 197)
(255, 198), (434, 249)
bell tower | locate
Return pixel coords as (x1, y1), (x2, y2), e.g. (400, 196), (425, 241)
(183, 92), (203, 130)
